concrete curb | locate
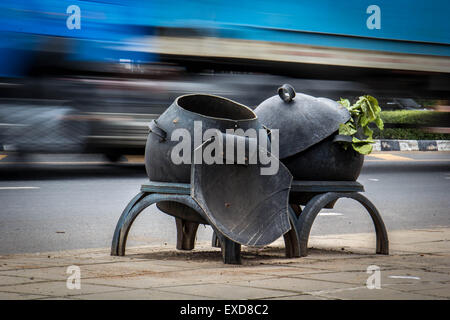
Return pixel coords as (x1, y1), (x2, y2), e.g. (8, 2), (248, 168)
(373, 140), (450, 152)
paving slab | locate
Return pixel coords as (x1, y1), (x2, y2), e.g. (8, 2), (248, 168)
(308, 286), (443, 300)
(158, 283), (299, 300)
(0, 281), (130, 297)
(0, 275), (51, 286)
(264, 294), (328, 300)
(0, 266), (72, 281)
(0, 291), (47, 300)
(83, 267), (276, 289)
(77, 261), (185, 279)
(384, 282), (450, 293)
(76, 288), (213, 300)
(232, 276), (356, 294)
(233, 265), (330, 277)
(309, 228), (450, 255)
(412, 286), (450, 298)
(284, 255), (400, 272)
(293, 269), (450, 287)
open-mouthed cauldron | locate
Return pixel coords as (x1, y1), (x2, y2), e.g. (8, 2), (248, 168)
(254, 84), (364, 181)
(145, 94), (266, 183)
(144, 94), (293, 247)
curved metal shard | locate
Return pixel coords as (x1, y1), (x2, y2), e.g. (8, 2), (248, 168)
(191, 148), (293, 247)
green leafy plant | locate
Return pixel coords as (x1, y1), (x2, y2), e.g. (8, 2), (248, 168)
(337, 95), (384, 155)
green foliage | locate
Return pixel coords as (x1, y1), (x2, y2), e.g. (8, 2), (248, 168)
(337, 105), (449, 142)
(351, 137), (373, 155)
(337, 95), (384, 155)
(373, 110), (450, 140)
(373, 128), (450, 140)
(380, 110), (448, 125)
(338, 122), (357, 136)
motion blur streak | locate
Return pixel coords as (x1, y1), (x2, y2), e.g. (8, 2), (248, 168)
(0, 1), (449, 161)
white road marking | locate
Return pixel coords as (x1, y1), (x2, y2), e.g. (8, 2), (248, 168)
(0, 187), (40, 190)
(318, 212), (344, 216)
(388, 276), (421, 280)
(368, 178), (379, 181)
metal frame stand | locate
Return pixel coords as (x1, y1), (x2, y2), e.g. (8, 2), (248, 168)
(111, 180), (388, 264)
(110, 182), (249, 264)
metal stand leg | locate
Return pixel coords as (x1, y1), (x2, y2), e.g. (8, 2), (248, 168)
(111, 192), (146, 256)
(222, 239), (241, 264)
(111, 191), (243, 264)
(111, 193), (206, 256)
(175, 218), (199, 250)
(219, 236), (241, 264)
(296, 192), (389, 257)
(211, 232), (221, 248)
(209, 228), (240, 264)
(211, 230), (241, 264)
(283, 204), (302, 258)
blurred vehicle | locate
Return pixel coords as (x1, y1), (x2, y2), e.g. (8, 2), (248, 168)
(0, 1), (449, 159)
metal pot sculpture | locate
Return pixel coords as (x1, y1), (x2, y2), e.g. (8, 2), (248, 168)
(255, 84), (364, 181)
(145, 94), (265, 183)
(144, 94), (293, 246)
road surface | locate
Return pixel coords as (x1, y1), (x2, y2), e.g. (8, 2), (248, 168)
(0, 152), (449, 255)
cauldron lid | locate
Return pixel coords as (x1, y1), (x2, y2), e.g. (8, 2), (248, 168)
(254, 84), (351, 159)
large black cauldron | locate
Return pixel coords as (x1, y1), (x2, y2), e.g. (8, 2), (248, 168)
(145, 94), (266, 183)
(255, 84), (363, 181)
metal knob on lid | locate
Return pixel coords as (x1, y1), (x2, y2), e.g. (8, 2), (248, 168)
(278, 84), (296, 103)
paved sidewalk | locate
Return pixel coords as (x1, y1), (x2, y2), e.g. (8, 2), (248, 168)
(0, 228), (449, 300)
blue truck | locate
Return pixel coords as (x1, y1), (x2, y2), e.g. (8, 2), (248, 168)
(1, 0), (449, 77)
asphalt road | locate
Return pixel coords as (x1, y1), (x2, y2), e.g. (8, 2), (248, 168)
(0, 152), (449, 255)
